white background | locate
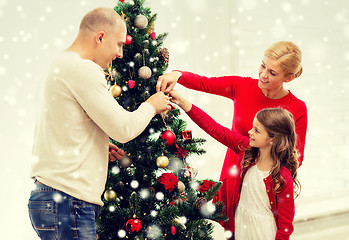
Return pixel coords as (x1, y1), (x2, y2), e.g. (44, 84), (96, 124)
(1, 0), (349, 239)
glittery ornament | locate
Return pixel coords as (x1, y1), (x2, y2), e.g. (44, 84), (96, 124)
(125, 216), (142, 234)
(103, 189), (117, 202)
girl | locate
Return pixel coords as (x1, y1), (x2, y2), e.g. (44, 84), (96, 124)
(169, 90), (300, 240)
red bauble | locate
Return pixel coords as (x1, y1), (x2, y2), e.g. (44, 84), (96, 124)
(125, 217), (142, 234)
(125, 35), (132, 45)
(160, 130), (176, 146)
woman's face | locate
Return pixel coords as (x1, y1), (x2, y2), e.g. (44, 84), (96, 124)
(258, 56), (290, 92)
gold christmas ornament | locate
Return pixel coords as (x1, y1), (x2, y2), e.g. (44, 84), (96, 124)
(138, 66), (152, 79)
(156, 155), (169, 168)
(110, 84), (122, 98)
(134, 15), (148, 29)
(177, 181), (185, 193)
(104, 189), (117, 202)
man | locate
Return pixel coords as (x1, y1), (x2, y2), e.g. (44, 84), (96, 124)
(28, 7), (171, 240)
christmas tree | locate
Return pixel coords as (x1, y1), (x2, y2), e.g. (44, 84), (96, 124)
(97, 1), (227, 239)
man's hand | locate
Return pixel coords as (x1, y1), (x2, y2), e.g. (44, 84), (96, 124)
(156, 71), (182, 93)
(146, 91), (172, 114)
(108, 142), (125, 162)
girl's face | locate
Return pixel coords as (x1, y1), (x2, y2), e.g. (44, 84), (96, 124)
(248, 117), (273, 150)
(258, 56), (291, 92)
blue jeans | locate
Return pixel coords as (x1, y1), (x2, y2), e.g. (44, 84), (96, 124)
(28, 181), (100, 240)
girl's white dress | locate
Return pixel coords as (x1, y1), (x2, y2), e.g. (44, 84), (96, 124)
(235, 165), (277, 240)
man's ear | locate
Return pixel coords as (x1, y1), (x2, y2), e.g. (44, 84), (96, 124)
(96, 31), (105, 45)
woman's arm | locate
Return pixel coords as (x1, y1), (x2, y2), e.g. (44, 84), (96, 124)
(157, 71), (246, 100)
(294, 104), (307, 167)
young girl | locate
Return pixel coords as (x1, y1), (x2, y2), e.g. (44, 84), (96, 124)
(169, 90), (300, 240)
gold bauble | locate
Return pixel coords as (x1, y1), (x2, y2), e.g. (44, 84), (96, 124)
(156, 155), (169, 168)
(104, 189), (117, 202)
(110, 84), (122, 98)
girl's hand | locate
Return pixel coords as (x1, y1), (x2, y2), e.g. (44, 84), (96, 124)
(168, 90), (192, 112)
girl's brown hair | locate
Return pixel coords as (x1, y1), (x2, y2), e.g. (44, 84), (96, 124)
(242, 108), (301, 197)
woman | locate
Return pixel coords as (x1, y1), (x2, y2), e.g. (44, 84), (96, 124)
(157, 41), (307, 235)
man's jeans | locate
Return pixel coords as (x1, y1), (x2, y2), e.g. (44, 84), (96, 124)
(28, 181), (100, 240)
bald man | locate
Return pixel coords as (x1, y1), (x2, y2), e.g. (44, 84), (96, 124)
(28, 8), (171, 240)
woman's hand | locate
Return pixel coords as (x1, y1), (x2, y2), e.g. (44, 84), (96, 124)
(156, 71), (182, 93)
(168, 90), (192, 112)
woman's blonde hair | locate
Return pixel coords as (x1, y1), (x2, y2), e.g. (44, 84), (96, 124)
(264, 41), (303, 79)
(242, 108), (301, 197)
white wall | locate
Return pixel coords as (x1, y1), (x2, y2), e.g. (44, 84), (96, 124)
(1, 0), (348, 239)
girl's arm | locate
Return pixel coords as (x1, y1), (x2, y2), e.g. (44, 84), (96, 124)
(170, 90), (249, 154)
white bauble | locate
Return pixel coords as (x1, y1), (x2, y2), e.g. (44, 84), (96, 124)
(134, 15), (148, 29)
(138, 66), (152, 79)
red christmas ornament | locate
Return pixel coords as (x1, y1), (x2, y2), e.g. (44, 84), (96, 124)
(181, 130), (192, 141)
(160, 130), (176, 146)
(119, 0), (125, 2)
(128, 80), (136, 89)
(149, 32), (156, 40)
(125, 35), (132, 45)
(171, 225), (176, 235)
(125, 217), (142, 234)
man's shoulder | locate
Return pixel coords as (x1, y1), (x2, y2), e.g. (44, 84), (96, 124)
(52, 51), (103, 79)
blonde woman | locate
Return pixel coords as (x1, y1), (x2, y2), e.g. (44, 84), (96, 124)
(157, 41), (307, 236)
